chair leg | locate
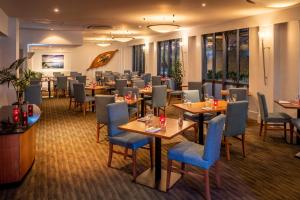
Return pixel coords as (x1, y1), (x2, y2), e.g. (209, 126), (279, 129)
(259, 119), (263, 136)
(290, 123), (294, 144)
(284, 123), (287, 139)
(224, 136), (230, 161)
(194, 124), (198, 143)
(263, 122), (268, 141)
(215, 160), (221, 188)
(69, 98), (72, 110)
(181, 163), (185, 176)
(96, 122), (100, 143)
(242, 134), (246, 158)
(149, 142), (153, 168)
(108, 143), (113, 167)
(168, 94), (172, 105)
(83, 103), (86, 116)
(132, 150), (137, 182)
(166, 159), (172, 191)
(124, 148), (128, 160)
(204, 170), (211, 200)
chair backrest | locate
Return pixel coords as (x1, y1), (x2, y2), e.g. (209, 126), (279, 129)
(123, 87), (139, 97)
(133, 79), (145, 89)
(152, 76), (162, 86)
(70, 72), (79, 78)
(76, 76), (86, 85)
(143, 73), (151, 85)
(25, 84), (42, 105)
(73, 83), (86, 103)
(132, 71), (139, 76)
(203, 114), (226, 163)
(56, 76), (68, 89)
(107, 102), (129, 137)
(257, 92), (268, 120)
(124, 70), (131, 74)
(95, 95), (115, 124)
(188, 82), (202, 99)
(166, 78), (175, 90)
(183, 90), (200, 103)
(224, 101), (248, 136)
(95, 71), (103, 77)
(30, 78), (41, 86)
(53, 72), (63, 77)
(229, 88), (248, 101)
(214, 83), (223, 100)
(115, 79), (127, 95)
(152, 85), (167, 108)
(203, 82), (213, 97)
(104, 75), (115, 83)
(69, 79), (78, 97)
(122, 73), (131, 81)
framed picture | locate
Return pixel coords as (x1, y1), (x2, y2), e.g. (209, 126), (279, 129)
(42, 55), (64, 69)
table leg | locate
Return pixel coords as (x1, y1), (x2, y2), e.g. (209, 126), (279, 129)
(198, 113), (204, 144)
(141, 93), (145, 117)
(155, 137), (161, 186)
(92, 89), (95, 112)
(48, 80), (51, 98)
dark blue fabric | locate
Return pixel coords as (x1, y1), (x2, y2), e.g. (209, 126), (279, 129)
(292, 118), (300, 130)
(109, 132), (152, 150)
(168, 114), (225, 169)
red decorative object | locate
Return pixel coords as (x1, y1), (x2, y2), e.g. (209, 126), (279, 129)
(13, 106), (20, 123)
(159, 114), (166, 130)
(22, 111), (28, 126)
(28, 104), (33, 116)
(213, 99), (218, 107)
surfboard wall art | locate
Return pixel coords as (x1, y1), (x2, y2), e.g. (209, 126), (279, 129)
(87, 49), (118, 70)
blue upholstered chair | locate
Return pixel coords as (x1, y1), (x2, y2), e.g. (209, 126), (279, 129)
(166, 114), (226, 200)
(124, 70), (131, 74)
(132, 79), (145, 89)
(25, 84), (42, 105)
(55, 76), (68, 97)
(142, 73), (151, 85)
(115, 79), (127, 96)
(73, 83), (95, 116)
(203, 82), (213, 97)
(76, 75), (87, 85)
(188, 82), (203, 100)
(229, 88), (248, 101)
(183, 90), (213, 122)
(257, 92), (292, 141)
(95, 95), (115, 143)
(145, 85), (167, 116)
(223, 101), (248, 160)
(151, 76), (162, 86)
(106, 102), (153, 181)
(167, 78), (183, 105)
(68, 79), (78, 110)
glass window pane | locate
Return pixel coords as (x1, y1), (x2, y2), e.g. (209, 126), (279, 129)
(226, 30), (238, 82)
(205, 34), (213, 80)
(215, 33), (223, 81)
(239, 29), (249, 84)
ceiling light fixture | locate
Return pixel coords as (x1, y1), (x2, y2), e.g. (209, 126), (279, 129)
(147, 24), (180, 33)
(202, 3), (206, 7)
(97, 43), (111, 47)
(246, 0), (300, 8)
(113, 37), (134, 42)
(53, 8), (60, 13)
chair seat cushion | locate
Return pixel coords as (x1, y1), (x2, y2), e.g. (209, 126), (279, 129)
(266, 112), (291, 123)
(85, 96), (95, 102)
(109, 132), (152, 150)
(184, 112), (214, 121)
(168, 141), (212, 169)
(292, 118), (300, 129)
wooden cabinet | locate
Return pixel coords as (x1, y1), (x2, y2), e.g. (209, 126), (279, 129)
(0, 125), (36, 184)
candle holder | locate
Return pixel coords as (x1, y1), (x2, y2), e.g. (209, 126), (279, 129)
(13, 106), (20, 123)
(213, 99), (218, 107)
(159, 114), (167, 131)
(22, 111), (28, 127)
(28, 104), (33, 117)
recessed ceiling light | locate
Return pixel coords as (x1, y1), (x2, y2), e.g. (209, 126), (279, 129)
(53, 8), (60, 13)
(50, 28), (54, 31)
(138, 25), (142, 28)
(97, 43), (111, 47)
(202, 3), (206, 7)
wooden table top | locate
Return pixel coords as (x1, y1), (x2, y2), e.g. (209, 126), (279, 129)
(85, 85), (109, 90)
(118, 117), (196, 139)
(105, 81), (131, 86)
(173, 100), (227, 114)
(274, 100), (300, 109)
(139, 88), (173, 95)
(115, 97), (142, 105)
(221, 89), (251, 96)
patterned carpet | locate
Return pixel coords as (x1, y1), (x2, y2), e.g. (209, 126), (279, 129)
(0, 98), (300, 200)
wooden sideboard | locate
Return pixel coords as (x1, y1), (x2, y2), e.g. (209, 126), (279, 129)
(0, 105), (40, 184)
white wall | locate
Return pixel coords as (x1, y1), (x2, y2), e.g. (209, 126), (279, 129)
(0, 8), (8, 35)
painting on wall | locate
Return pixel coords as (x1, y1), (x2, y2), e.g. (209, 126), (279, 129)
(42, 55), (64, 69)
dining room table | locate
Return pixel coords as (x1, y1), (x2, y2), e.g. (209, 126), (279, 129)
(275, 100), (300, 157)
(118, 116), (197, 192)
(173, 100), (227, 144)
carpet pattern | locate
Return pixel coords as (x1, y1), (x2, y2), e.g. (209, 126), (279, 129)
(0, 98), (300, 200)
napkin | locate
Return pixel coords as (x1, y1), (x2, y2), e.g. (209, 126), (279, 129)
(145, 127), (161, 133)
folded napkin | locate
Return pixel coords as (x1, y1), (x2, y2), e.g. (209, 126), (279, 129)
(202, 107), (212, 111)
(145, 127), (161, 133)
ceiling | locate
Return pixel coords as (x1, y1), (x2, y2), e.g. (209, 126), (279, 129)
(0, 0), (299, 42)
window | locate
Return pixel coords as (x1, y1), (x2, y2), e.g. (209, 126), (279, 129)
(132, 44), (145, 74)
(202, 28), (249, 89)
(157, 39), (181, 76)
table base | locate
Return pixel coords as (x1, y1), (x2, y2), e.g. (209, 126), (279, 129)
(135, 168), (181, 192)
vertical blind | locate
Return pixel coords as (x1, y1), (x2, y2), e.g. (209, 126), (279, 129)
(157, 39), (181, 76)
(132, 44), (145, 74)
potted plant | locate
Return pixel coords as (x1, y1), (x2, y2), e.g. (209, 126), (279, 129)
(0, 57), (41, 105)
(171, 60), (184, 90)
